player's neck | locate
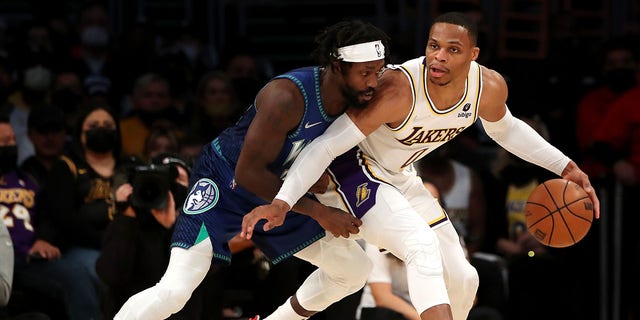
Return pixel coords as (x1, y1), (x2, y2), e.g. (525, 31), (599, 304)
(426, 79), (466, 110)
(320, 68), (349, 116)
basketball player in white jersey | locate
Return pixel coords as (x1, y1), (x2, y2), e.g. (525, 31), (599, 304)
(242, 12), (601, 320)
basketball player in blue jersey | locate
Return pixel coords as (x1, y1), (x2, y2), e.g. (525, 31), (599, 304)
(114, 20), (390, 319)
(243, 12), (601, 320)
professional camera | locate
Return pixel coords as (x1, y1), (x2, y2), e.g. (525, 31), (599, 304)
(128, 163), (179, 210)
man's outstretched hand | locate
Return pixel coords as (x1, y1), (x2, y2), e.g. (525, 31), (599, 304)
(241, 200), (290, 239)
(240, 199), (362, 239)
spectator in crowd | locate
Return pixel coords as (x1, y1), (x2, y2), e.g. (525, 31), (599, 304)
(2, 65), (53, 165)
(119, 73), (177, 158)
(189, 70), (244, 141)
(9, 21), (58, 72)
(50, 69), (84, 135)
(41, 103), (123, 319)
(20, 105), (67, 186)
(0, 114), (98, 320)
(68, 1), (117, 108)
(221, 48), (272, 107)
(576, 36), (638, 181)
(142, 124), (181, 163)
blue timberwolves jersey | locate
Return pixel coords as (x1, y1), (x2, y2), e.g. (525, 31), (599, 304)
(174, 66), (342, 264)
(213, 66), (338, 179)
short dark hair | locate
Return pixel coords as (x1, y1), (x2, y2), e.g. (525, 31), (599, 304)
(433, 12), (479, 45)
(310, 20), (391, 67)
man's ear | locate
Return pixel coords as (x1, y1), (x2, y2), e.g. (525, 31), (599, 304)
(331, 60), (342, 72)
(471, 47), (480, 61)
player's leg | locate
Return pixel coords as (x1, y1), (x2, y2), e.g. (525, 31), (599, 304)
(357, 183), (452, 320)
(114, 239), (213, 320)
(265, 235), (371, 320)
(405, 179), (479, 320)
(435, 223), (479, 320)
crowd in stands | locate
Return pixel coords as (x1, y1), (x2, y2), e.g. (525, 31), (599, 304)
(0, 1), (639, 320)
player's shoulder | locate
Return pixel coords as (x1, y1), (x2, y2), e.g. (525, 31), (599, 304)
(375, 68), (412, 105)
(478, 64), (508, 99)
(257, 78), (303, 110)
(478, 64), (506, 88)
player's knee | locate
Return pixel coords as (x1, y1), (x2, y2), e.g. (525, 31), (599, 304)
(459, 262), (479, 292)
(157, 283), (192, 312)
(347, 253), (372, 291)
(320, 239), (371, 292)
(335, 249), (371, 293)
(404, 230), (442, 277)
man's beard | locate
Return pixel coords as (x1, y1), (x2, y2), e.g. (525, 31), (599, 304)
(344, 87), (374, 109)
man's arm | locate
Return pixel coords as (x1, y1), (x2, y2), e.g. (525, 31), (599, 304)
(235, 79), (304, 202)
(478, 68), (600, 218)
(235, 79), (361, 236)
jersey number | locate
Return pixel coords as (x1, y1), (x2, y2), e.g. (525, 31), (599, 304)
(0, 203), (34, 231)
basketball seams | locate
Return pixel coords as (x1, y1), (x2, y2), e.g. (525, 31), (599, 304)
(525, 178), (593, 248)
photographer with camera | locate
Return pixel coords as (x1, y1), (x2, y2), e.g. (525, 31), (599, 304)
(96, 153), (216, 319)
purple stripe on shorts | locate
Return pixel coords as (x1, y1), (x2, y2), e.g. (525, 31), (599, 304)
(329, 149), (380, 219)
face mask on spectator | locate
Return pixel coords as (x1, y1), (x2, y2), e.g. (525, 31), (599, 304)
(23, 65), (52, 92)
(0, 145), (17, 174)
(85, 127), (117, 153)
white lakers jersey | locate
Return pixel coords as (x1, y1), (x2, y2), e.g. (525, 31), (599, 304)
(358, 57), (483, 174)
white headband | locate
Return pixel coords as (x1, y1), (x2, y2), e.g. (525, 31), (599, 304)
(336, 40), (385, 62)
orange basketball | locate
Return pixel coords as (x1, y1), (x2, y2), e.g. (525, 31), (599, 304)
(525, 178), (594, 248)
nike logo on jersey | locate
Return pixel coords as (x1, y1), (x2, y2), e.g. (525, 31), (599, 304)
(304, 121), (322, 129)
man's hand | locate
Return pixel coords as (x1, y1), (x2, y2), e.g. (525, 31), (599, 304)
(241, 199), (290, 239)
(241, 199), (363, 239)
(29, 239), (61, 260)
(115, 183), (133, 202)
(312, 205), (361, 238)
(562, 161), (601, 219)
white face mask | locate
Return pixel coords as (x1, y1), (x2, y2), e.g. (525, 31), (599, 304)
(81, 26), (109, 47)
(23, 65), (52, 91)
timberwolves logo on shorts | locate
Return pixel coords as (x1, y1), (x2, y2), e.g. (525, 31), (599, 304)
(183, 178), (219, 215)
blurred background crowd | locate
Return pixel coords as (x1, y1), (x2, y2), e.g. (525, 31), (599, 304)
(0, 0), (638, 320)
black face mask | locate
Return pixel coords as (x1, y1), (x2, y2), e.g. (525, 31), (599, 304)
(85, 127), (118, 153)
(0, 145), (18, 174)
(604, 68), (637, 93)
